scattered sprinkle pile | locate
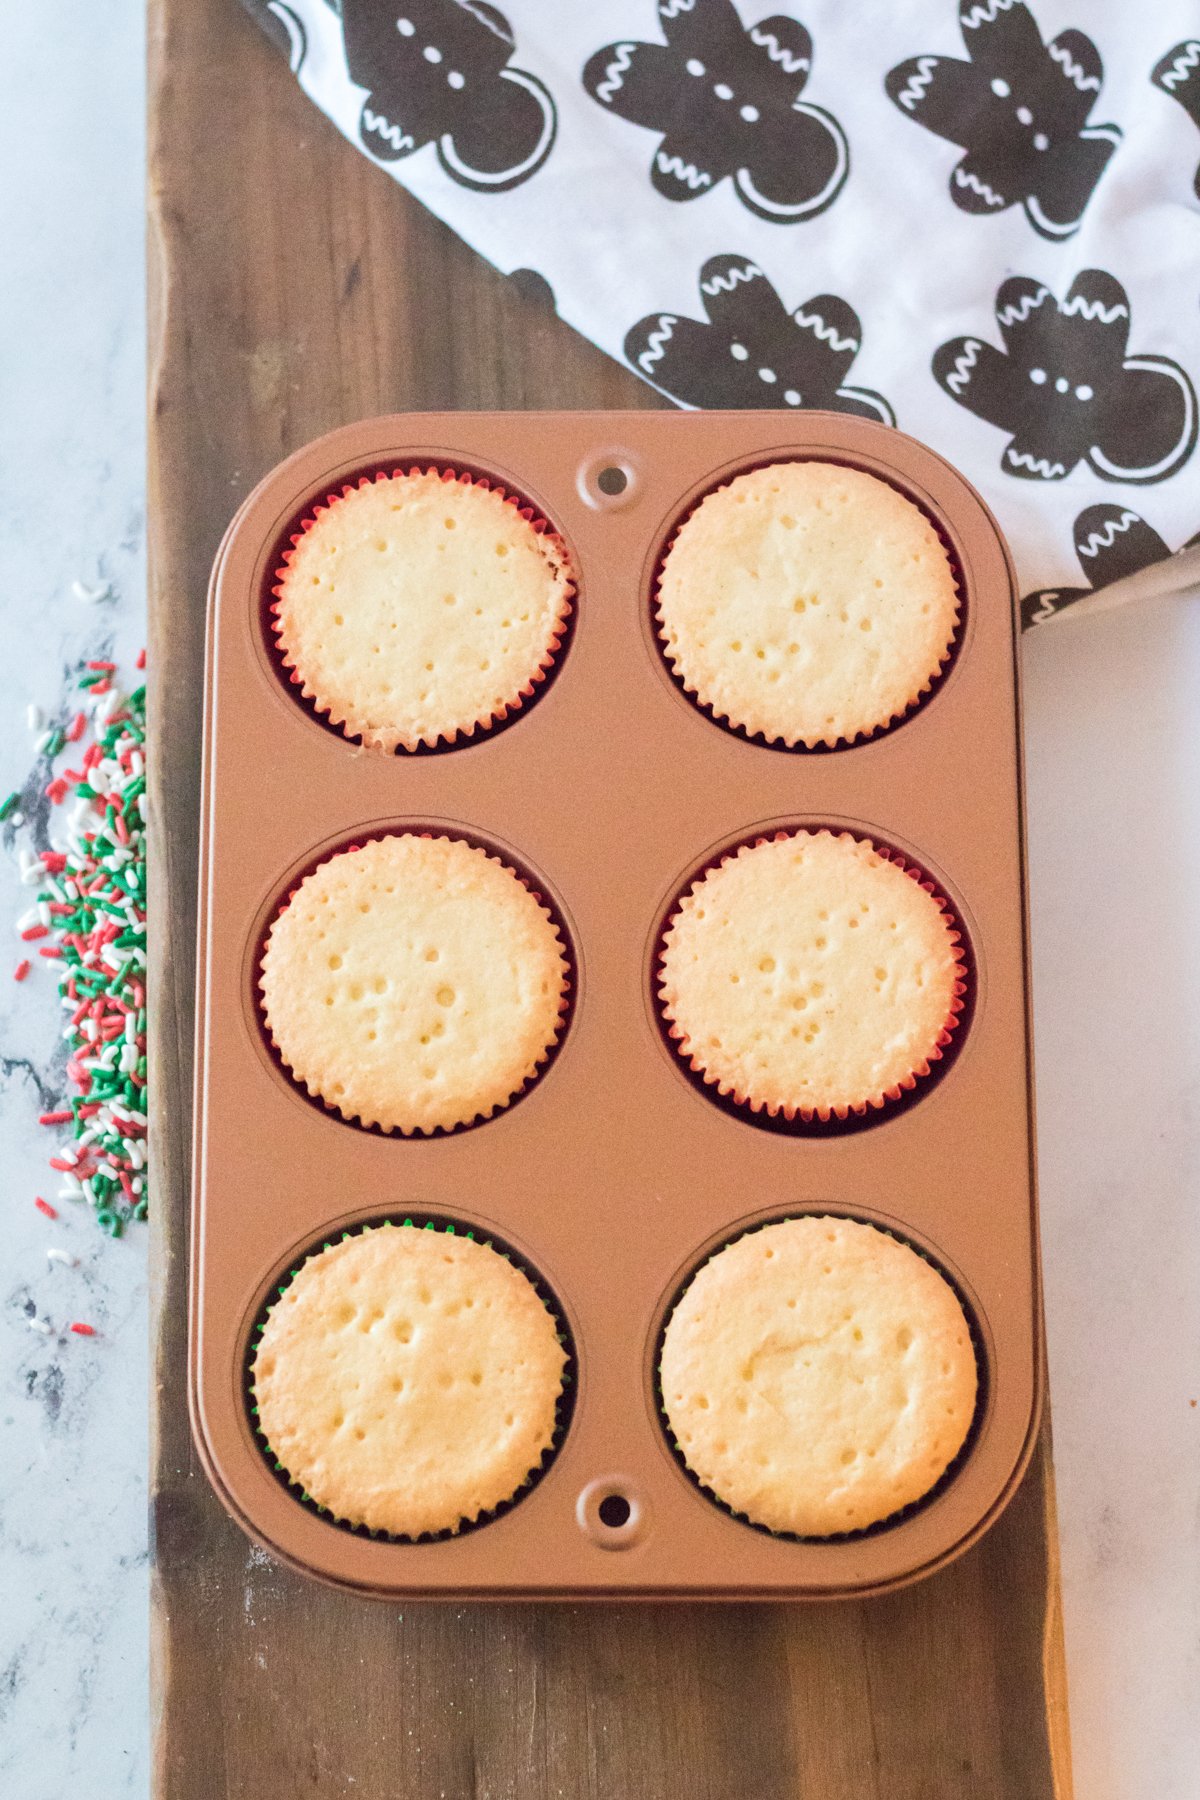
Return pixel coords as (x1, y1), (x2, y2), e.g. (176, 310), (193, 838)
(5, 652), (147, 1241)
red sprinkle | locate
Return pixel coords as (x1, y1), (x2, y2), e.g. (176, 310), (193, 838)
(38, 1110), (74, 1126)
(35, 1197), (58, 1218)
(87, 660), (116, 672)
(20, 924), (49, 941)
(136, 648), (146, 670)
(66, 710), (88, 741)
(40, 851), (67, 872)
(39, 945), (63, 959)
(69, 1322), (96, 1337)
(48, 1156), (77, 1172)
(13, 959), (30, 982)
(45, 777), (69, 805)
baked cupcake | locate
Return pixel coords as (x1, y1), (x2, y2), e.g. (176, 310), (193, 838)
(260, 834), (570, 1134)
(657, 829), (966, 1120)
(273, 468), (574, 750)
(660, 1216), (977, 1536)
(655, 462), (959, 747)
(251, 1224), (568, 1537)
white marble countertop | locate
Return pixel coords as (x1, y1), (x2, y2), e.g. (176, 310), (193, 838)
(0, 7), (1196, 1799)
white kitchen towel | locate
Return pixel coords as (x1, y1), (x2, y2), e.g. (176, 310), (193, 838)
(244, 0), (1200, 626)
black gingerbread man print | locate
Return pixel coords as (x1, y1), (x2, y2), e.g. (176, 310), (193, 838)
(886, 1), (1121, 240)
(1153, 41), (1200, 200)
(1021, 505), (1200, 627)
(341, 0), (557, 192)
(625, 253), (894, 422)
(583, 1), (848, 223)
(933, 270), (1197, 484)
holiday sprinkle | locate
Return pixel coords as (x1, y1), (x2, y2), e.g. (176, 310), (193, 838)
(7, 654), (147, 1235)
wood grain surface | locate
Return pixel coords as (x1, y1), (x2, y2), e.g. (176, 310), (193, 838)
(147, 2), (1072, 1793)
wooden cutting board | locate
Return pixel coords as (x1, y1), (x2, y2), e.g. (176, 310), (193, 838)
(147, 1), (1072, 1792)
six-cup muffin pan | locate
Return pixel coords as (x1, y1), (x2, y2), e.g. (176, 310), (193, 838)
(189, 410), (1042, 1599)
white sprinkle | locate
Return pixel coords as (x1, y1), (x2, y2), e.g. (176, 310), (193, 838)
(27, 1316), (53, 1336)
(72, 579), (113, 604)
(27, 704), (44, 733)
(47, 1247), (76, 1266)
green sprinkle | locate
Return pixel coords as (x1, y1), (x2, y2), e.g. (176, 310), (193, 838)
(0, 791), (19, 821)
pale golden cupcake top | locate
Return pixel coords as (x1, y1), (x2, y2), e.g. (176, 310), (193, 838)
(274, 470), (573, 750)
(658, 829), (964, 1119)
(260, 834), (569, 1134)
(252, 1226), (567, 1538)
(656, 462), (959, 747)
(660, 1216), (977, 1536)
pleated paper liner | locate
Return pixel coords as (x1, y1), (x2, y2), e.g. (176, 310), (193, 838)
(653, 825), (973, 1139)
(267, 461), (577, 753)
(245, 1215), (577, 1544)
(254, 823), (577, 1138)
(650, 455), (965, 753)
(653, 1210), (987, 1546)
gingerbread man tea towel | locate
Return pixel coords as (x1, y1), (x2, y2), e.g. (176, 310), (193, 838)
(243, 0), (1200, 627)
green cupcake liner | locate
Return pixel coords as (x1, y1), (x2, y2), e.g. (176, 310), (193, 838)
(653, 1210), (986, 1545)
(245, 1213), (576, 1544)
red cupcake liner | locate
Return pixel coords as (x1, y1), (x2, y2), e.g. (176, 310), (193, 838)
(656, 827), (970, 1126)
(652, 458), (964, 752)
(270, 465), (576, 752)
(256, 826), (575, 1137)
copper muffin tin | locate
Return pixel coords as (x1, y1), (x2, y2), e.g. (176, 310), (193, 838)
(190, 410), (1042, 1599)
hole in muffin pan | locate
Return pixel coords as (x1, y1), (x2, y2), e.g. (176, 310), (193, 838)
(247, 821), (580, 1139)
(575, 1478), (648, 1549)
(257, 455), (580, 754)
(645, 454), (969, 755)
(243, 1212), (578, 1544)
(646, 819), (978, 1139)
(648, 1209), (990, 1546)
(576, 449), (640, 511)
